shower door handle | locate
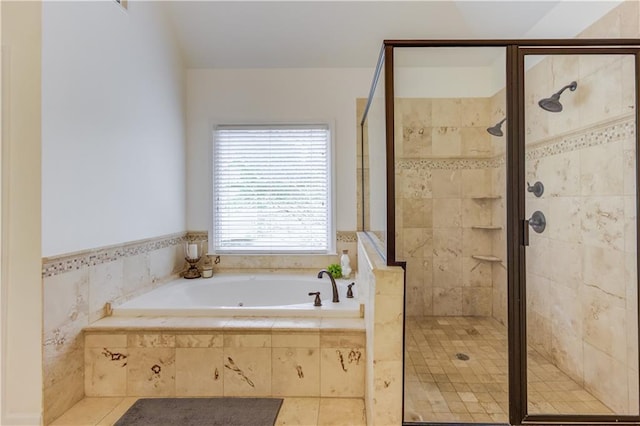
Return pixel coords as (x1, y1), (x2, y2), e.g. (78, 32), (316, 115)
(522, 219), (530, 246)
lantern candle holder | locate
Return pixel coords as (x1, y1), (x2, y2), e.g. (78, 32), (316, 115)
(183, 240), (203, 279)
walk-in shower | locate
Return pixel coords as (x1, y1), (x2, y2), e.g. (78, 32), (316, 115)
(360, 39), (640, 426)
(538, 81), (578, 112)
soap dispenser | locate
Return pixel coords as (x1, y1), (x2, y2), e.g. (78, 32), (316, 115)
(340, 249), (352, 279)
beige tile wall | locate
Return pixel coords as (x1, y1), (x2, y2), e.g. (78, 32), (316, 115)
(523, 44), (638, 413)
(358, 233), (405, 426)
(83, 330), (365, 399)
(394, 98), (505, 319)
(489, 88), (508, 327)
(43, 234), (186, 424)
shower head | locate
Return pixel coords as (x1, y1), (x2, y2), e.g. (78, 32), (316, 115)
(538, 81), (577, 113)
(486, 118), (506, 137)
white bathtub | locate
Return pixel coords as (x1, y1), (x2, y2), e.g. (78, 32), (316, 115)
(113, 273), (361, 318)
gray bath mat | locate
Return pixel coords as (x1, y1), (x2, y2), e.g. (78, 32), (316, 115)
(114, 397), (283, 426)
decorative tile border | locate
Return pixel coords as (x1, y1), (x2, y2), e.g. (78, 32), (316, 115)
(396, 115), (635, 172)
(337, 231), (357, 243)
(186, 231), (208, 242)
(397, 157), (504, 171)
(187, 230), (357, 243)
(525, 115), (634, 161)
(42, 230), (359, 277)
(42, 232), (187, 278)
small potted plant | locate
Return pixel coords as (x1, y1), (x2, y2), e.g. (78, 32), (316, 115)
(327, 263), (342, 279)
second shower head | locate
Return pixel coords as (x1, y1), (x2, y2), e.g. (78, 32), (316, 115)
(538, 81), (577, 113)
(487, 118), (506, 137)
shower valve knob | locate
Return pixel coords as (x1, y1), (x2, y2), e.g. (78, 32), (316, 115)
(527, 181), (544, 197)
(527, 211), (546, 234)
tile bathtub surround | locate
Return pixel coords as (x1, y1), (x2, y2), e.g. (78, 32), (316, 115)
(43, 233), (187, 425)
(43, 230), (359, 424)
(84, 328), (366, 399)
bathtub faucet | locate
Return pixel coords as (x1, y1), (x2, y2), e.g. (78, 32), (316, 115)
(317, 269), (339, 303)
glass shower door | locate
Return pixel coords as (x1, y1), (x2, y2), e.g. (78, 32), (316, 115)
(521, 50), (639, 421)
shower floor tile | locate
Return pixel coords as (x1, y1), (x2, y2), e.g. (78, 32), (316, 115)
(404, 316), (612, 423)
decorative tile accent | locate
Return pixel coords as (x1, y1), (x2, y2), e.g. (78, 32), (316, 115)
(42, 233), (187, 278)
(396, 115), (635, 173)
(397, 157), (503, 172)
(43, 229), (361, 281)
(526, 115), (634, 161)
(185, 231), (208, 242)
(337, 231), (357, 243)
(189, 230), (358, 244)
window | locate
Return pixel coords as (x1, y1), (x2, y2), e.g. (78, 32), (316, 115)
(212, 124), (334, 254)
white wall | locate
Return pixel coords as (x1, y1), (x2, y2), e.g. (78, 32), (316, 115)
(186, 68), (373, 233)
(1, 2), (42, 424)
(42, 1), (187, 257)
(395, 66), (504, 98)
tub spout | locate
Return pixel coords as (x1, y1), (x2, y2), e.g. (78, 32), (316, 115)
(317, 270), (339, 303)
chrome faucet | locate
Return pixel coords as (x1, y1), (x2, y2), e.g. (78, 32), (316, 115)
(317, 270), (339, 303)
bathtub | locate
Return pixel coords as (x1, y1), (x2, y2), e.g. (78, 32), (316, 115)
(113, 273), (361, 318)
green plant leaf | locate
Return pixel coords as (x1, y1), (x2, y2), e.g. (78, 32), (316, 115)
(327, 263), (342, 279)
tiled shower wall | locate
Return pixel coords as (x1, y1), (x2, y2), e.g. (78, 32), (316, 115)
(395, 97), (506, 319)
(523, 52), (638, 414)
(42, 233), (186, 424)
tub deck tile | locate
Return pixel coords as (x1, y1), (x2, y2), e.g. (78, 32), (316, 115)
(267, 318), (322, 330)
(319, 318), (367, 331)
(84, 316), (231, 331)
(85, 316), (364, 332)
(224, 317), (275, 330)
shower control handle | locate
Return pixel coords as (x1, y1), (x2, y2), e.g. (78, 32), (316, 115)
(527, 211), (546, 234)
(527, 181), (544, 197)
(308, 292), (322, 307)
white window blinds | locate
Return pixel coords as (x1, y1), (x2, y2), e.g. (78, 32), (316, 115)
(213, 124), (332, 253)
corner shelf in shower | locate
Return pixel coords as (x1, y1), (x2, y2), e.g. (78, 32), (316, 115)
(471, 225), (503, 230)
(472, 255), (502, 263)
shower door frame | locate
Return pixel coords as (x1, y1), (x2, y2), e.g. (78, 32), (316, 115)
(509, 44), (640, 425)
(374, 39), (640, 426)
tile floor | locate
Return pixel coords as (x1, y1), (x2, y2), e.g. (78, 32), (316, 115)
(51, 396), (366, 426)
(404, 316), (612, 423)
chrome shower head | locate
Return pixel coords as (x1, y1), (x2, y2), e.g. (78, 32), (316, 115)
(538, 81), (577, 113)
(486, 118), (506, 137)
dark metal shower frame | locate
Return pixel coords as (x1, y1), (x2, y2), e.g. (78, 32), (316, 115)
(362, 38), (640, 426)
